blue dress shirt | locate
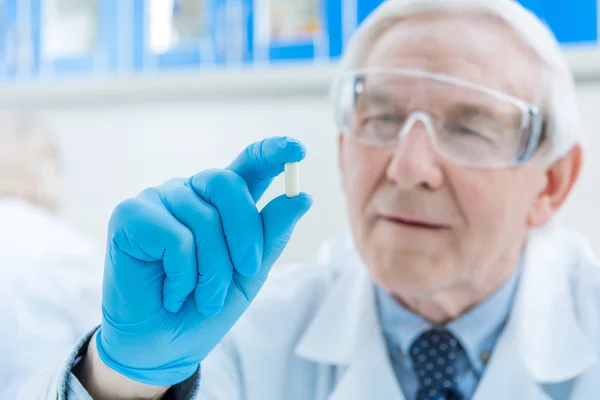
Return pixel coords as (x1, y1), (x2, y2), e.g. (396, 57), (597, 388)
(376, 266), (521, 400)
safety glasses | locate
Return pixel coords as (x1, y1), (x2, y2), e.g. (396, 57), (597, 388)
(334, 68), (544, 169)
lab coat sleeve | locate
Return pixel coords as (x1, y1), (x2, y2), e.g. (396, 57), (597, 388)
(197, 335), (244, 400)
(17, 327), (201, 400)
(17, 328), (97, 400)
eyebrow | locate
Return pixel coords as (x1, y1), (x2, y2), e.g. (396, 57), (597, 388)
(445, 102), (522, 131)
(356, 89), (398, 108)
(444, 103), (496, 119)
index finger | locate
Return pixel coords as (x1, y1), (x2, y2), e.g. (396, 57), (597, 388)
(226, 137), (306, 202)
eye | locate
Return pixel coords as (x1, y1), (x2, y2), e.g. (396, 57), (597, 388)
(456, 126), (479, 136)
(362, 114), (404, 127)
(364, 114), (403, 130)
(357, 114), (404, 141)
(375, 114), (402, 123)
(445, 121), (490, 141)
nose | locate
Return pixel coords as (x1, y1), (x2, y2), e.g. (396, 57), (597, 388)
(385, 114), (444, 190)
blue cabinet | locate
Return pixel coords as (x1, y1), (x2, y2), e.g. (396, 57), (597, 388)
(132, 0), (226, 71)
(32, 0), (120, 77)
(0, 0), (18, 79)
(252, 0), (344, 63)
(1, 0), (597, 82)
(519, 0), (597, 44)
(356, 0), (384, 26)
(520, 0), (598, 44)
(354, 0), (598, 46)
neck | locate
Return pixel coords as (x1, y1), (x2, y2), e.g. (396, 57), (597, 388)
(392, 254), (520, 325)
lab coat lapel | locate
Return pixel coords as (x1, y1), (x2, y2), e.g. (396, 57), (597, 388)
(294, 251), (404, 400)
(474, 228), (597, 400)
(472, 313), (551, 400)
(327, 335), (406, 400)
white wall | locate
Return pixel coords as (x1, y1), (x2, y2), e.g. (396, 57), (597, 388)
(40, 94), (349, 264)
(34, 80), (600, 264)
(554, 81), (600, 243)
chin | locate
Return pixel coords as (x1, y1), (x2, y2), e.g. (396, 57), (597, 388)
(365, 249), (455, 295)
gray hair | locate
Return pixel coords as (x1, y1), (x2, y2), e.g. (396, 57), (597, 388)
(333, 0), (583, 164)
(0, 112), (60, 211)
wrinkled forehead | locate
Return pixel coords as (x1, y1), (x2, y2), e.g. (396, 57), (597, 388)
(364, 12), (544, 104)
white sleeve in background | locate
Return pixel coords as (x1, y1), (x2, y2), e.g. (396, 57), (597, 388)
(0, 200), (103, 400)
(7, 250), (103, 398)
(198, 336), (244, 400)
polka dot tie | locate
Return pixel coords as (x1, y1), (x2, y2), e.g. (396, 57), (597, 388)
(409, 328), (465, 400)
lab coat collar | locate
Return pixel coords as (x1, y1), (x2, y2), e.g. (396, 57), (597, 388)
(295, 242), (405, 399)
(295, 229), (597, 399)
(471, 229), (596, 400)
(509, 228), (597, 382)
(294, 259), (374, 365)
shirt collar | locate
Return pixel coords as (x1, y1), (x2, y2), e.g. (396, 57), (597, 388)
(376, 259), (522, 373)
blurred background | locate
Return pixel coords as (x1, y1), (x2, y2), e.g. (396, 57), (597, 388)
(0, 0), (599, 264)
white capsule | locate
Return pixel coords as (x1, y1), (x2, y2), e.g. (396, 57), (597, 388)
(284, 162), (300, 198)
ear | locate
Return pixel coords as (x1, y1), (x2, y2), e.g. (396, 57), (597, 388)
(337, 132), (345, 171)
(528, 144), (582, 227)
(338, 133), (347, 194)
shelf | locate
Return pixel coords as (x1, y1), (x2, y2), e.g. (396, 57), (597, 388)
(0, 63), (339, 108)
(1, 49), (600, 108)
(564, 46), (600, 82)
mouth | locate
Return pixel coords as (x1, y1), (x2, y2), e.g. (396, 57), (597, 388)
(380, 213), (449, 230)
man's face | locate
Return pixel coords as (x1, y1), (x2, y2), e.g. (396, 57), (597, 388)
(339, 13), (550, 296)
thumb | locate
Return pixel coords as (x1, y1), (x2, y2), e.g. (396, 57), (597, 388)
(234, 193), (312, 301)
(261, 193), (313, 267)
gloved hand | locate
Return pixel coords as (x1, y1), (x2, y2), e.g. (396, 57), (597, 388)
(96, 137), (312, 386)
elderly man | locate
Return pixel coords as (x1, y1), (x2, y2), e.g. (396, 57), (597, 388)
(22, 0), (599, 399)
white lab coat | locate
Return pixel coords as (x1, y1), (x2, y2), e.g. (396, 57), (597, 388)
(20, 225), (600, 399)
(0, 199), (102, 400)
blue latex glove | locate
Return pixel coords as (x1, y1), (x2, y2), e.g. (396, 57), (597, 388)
(96, 137), (312, 386)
